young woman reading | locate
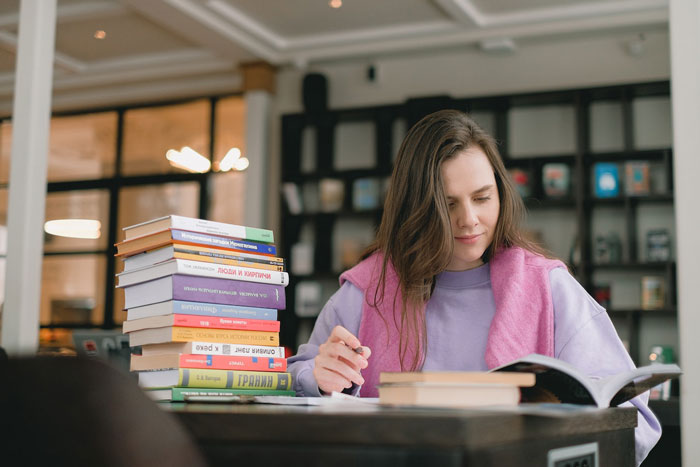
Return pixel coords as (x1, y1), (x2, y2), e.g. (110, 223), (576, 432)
(287, 110), (660, 464)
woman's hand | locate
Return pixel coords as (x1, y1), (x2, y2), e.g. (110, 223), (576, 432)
(313, 325), (371, 395)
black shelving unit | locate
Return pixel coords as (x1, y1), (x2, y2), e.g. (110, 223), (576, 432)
(279, 81), (677, 371)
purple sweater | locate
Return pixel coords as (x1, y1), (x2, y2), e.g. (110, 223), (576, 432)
(287, 263), (661, 465)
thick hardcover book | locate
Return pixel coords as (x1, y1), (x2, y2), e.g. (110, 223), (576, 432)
(128, 325), (279, 347)
(123, 244), (285, 272)
(124, 215), (274, 243)
(131, 353), (287, 372)
(138, 368), (292, 390)
(126, 300), (277, 321)
(123, 313), (280, 333)
(122, 274), (286, 310)
(116, 229), (277, 258)
(492, 353), (682, 407)
(140, 341), (285, 358)
(145, 387), (295, 402)
(378, 382), (522, 408)
(117, 258), (289, 287)
(379, 371), (535, 386)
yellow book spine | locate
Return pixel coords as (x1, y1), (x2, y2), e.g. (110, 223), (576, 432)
(178, 368), (292, 390)
(173, 251), (284, 271)
(171, 327), (279, 346)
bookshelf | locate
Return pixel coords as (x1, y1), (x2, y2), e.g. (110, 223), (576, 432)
(279, 81), (677, 373)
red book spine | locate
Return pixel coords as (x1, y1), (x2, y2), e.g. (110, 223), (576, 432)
(172, 314), (280, 332)
(178, 354), (287, 372)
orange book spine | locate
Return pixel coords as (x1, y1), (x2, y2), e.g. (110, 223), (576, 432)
(172, 314), (280, 332)
(178, 354), (287, 372)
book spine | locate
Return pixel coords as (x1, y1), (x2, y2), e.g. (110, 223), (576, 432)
(171, 275), (286, 310)
(175, 259), (289, 286)
(184, 341), (285, 358)
(171, 326), (279, 346)
(174, 249), (284, 271)
(168, 216), (274, 243)
(170, 387), (295, 401)
(171, 229), (277, 256)
(179, 368), (292, 390)
(178, 354), (287, 372)
(173, 301), (277, 321)
(172, 314), (280, 332)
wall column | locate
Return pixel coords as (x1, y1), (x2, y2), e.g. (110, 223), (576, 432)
(1, 0), (56, 355)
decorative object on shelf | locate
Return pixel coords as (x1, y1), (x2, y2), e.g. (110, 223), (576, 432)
(319, 178), (345, 212)
(301, 182), (319, 213)
(281, 182), (303, 215)
(594, 232), (622, 264)
(594, 162), (620, 198)
(290, 243), (314, 276)
(649, 345), (675, 400)
(593, 285), (611, 309)
(641, 276), (665, 310)
(542, 163), (570, 197)
(340, 238), (364, 270)
(507, 168), (531, 198)
(294, 281), (323, 317)
(624, 161), (651, 196)
(646, 229), (671, 262)
(352, 177), (381, 211)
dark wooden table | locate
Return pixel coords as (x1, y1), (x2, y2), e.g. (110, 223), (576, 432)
(166, 402), (637, 467)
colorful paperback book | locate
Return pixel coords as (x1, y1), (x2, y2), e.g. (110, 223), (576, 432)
(145, 387), (295, 402)
(138, 368), (292, 390)
(123, 313), (281, 333)
(140, 341), (285, 358)
(116, 229), (277, 258)
(124, 215), (274, 243)
(128, 325), (279, 347)
(123, 244), (284, 272)
(126, 300), (277, 321)
(117, 258), (289, 287)
(122, 274), (286, 310)
(131, 353), (287, 372)
(594, 163), (620, 198)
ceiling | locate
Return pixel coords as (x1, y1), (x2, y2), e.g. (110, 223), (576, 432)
(0, 0), (669, 112)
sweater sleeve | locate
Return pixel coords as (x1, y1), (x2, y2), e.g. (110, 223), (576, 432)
(549, 268), (662, 466)
(287, 281), (364, 396)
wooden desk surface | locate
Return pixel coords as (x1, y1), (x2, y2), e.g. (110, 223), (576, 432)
(166, 403), (637, 466)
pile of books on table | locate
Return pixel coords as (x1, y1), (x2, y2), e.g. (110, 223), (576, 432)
(116, 215), (294, 402)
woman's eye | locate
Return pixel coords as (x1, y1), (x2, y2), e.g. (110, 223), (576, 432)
(475, 196), (491, 202)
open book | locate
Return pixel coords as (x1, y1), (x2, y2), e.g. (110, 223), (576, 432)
(491, 353), (681, 408)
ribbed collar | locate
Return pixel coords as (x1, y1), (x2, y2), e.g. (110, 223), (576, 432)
(435, 262), (490, 289)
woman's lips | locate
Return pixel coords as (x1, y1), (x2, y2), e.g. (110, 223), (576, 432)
(455, 234), (482, 244)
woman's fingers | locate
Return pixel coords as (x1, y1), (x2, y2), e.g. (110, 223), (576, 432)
(327, 325), (362, 349)
(313, 325), (372, 394)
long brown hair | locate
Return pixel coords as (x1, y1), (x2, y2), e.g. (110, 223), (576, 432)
(363, 109), (553, 371)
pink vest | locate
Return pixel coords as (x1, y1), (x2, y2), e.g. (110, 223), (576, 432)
(339, 246), (565, 397)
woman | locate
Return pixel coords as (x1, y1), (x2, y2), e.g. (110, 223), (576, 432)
(287, 110), (660, 464)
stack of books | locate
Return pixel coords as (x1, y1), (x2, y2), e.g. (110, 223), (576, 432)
(115, 215), (294, 402)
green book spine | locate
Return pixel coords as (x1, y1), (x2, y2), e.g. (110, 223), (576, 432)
(170, 387), (295, 401)
(179, 368), (292, 390)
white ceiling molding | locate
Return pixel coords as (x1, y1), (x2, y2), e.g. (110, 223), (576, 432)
(0, 30), (87, 73)
(163, 0), (281, 63)
(0, 1), (128, 28)
(434, 0), (486, 27)
(206, 0), (286, 50)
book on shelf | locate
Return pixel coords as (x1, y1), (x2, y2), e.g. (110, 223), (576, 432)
(377, 371), (535, 408)
(352, 177), (381, 211)
(117, 258), (289, 288)
(146, 387), (295, 402)
(123, 244), (285, 272)
(140, 341), (285, 358)
(122, 274), (286, 310)
(127, 325), (279, 347)
(126, 300), (277, 322)
(138, 367), (292, 390)
(123, 313), (280, 333)
(131, 353), (287, 372)
(624, 161), (651, 196)
(594, 163), (620, 198)
(116, 229), (277, 258)
(123, 214), (274, 243)
(492, 353), (682, 408)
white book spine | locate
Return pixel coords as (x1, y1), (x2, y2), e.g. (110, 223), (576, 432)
(177, 259), (289, 286)
(169, 215), (247, 239)
(187, 341), (285, 358)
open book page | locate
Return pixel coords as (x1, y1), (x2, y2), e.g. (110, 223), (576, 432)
(600, 364), (682, 406)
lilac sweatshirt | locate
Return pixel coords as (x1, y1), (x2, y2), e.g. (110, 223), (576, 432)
(287, 263), (661, 465)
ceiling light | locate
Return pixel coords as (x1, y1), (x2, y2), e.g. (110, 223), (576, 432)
(233, 157), (249, 171)
(166, 146), (211, 173)
(94, 30), (106, 40)
(219, 147), (241, 172)
(329, 0), (342, 8)
(44, 219), (101, 239)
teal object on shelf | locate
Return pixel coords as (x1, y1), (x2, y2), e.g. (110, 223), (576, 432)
(594, 163), (619, 198)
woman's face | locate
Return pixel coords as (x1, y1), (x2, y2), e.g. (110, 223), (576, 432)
(440, 146), (500, 271)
